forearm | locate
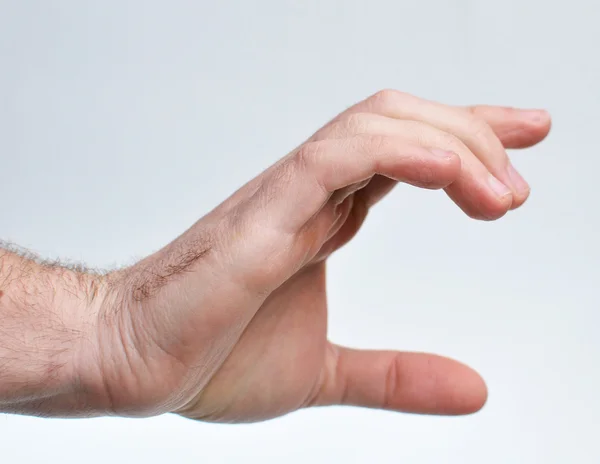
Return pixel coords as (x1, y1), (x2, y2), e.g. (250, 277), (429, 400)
(0, 247), (103, 416)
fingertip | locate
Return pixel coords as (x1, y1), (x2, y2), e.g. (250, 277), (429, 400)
(405, 354), (488, 416)
(481, 199), (512, 221)
(509, 187), (530, 210)
(508, 109), (552, 148)
(473, 378), (489, 414)
(445, 184), (510, 221)
(454, 368), (488, 415)
(519, 108), (551, 123)
(470, 106), (552, 148)
(476, 177), (513, 221)
(498, 163), (531, 210)
(429, 357), (488, 416)
(528, 109), (552, 129)
(520, 108), (552, 141)
(543, 110), (553, 132)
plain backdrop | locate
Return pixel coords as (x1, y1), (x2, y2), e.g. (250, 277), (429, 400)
(1, 1), (598, 462)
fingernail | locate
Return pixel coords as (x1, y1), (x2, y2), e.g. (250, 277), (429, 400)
(520, 109), (548, 123)
(429, 148), (455, 159)
(487, 174), (512, 198)
(506, 163), (530, 194)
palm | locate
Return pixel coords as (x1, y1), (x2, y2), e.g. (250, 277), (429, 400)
(186, 262), (328, 422)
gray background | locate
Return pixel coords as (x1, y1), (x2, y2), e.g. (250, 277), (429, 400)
(1, 1), (598, 462)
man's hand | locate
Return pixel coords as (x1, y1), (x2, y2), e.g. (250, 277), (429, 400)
(0, 90), (551, 421)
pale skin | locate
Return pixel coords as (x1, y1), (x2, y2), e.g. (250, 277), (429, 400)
(0, 90), (551, 421)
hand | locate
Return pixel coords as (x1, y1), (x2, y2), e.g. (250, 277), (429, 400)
(78, 90), (550, 422)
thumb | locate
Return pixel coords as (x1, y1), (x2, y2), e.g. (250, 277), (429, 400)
(465, 105), (552, 149)
(311, 344), (487, 415)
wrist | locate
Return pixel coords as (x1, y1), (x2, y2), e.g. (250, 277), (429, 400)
(0, 251), (106, 414)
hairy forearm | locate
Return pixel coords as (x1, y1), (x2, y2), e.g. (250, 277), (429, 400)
(0, 247), (104, 416)
(0, 234), (227, 418)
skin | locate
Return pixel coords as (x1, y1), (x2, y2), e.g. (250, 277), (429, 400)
(0, 90), (551, 421)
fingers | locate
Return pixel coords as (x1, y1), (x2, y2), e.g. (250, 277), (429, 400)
(320, 114), (513, 220)
(354, 90), (529, 208)
(312, 344), (487, 415)
(337, 90), (551, 213)
(259, 135), (461, 234)
(219, 136), (460, 292)
(464, 105), (551, 149)
(300, 136), (461, 192)
(344, 90), (551, 149)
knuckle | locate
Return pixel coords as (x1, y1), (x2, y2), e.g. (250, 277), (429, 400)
(368, 88), (406, 108)
(372, 88), (404, 102)
(433, 130), (464, 153)
(270, 156), (297, 193)
(358, 134), (392, 173)
(465, 115), (495, 147)
(403, 121), (465, 154)
(362, 133), (390, 155)
(465, 105), (482, 117)
(341, 112), (374, 135)
(293, 141), (332, 195)
(295, 141), (324, 170)
(315, 118), (346, 140)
